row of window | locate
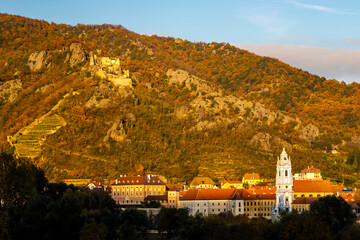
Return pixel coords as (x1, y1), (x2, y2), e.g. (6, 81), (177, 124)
(116, 200), (140, 204)
(113, 191), (163, 196)
(293, 194), (322, 198)
(245, 201), (274, 206)
(113, 186), (164, 191)
(244, 207), (272, 212)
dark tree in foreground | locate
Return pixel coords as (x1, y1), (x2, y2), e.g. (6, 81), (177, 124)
(277, 211), (331, 240)
(0, 153), (47, 240)
(310, 195), (356, 235)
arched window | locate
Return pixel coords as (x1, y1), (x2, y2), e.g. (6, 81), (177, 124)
(285, 170), (288, 176)
(279, 171), (281, 176)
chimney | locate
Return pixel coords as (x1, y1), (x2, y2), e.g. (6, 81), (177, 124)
(147, 174), (151, 181)
(120, 175), (123, 177)
(115, 179), (118, 184)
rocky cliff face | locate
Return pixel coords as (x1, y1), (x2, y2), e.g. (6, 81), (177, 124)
(68, 43), (87, 67)
(28, 51), (48, 71)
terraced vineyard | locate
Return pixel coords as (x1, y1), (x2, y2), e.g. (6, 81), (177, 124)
(8, 114), (66, 158)
(7, 92), (78, 158)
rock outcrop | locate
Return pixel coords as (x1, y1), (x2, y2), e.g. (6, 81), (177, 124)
(68, 43), (87, 67)
(28, 51), (48, 71)
(168, 69), (301, 127)
(249, 132), (272, 151)
(85, 80), (112, 108)
(299, 123), (320, 143)
(0, 79), (22, 103)
(104, 118), (127, 144)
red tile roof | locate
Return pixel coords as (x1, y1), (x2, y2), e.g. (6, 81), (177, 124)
(243, 173), (260, 180)
(293, 180), (333, 193)
(331, 185), (346, 193)
(247, 188), (276, 195)
(181, 189), (238, 200)
(181, 188), (275, 201)
(292, 197), (319, 204)
(240, 189), (275, 200)
(301, 166), (321, 173)
(86, 181), (102, 187)
(166, 184), (185, 191)
(112, 175), (165, 186)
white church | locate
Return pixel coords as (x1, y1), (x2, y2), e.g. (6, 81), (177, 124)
(271, 148), (293, 220)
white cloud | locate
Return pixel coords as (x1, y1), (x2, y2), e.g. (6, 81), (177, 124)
(237, 7), (290, 40)
(287, 1), (358, 15)
(234, 43), (360, 84)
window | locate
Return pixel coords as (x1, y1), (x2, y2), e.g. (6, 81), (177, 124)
(239, 202), (241, 207)
(279, 171), (281, 176)
(285, 170), (288, 177)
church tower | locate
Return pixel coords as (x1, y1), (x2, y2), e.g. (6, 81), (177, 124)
(271, 148), (293, 220)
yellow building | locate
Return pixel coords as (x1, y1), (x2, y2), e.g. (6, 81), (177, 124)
(242, 173), (261, 187)
(293, 180), (333, 199)
(221, 180), (243, 189)
(292, 197), (319, 213)
(241, 189), (276, 218)
(166, 184), (185, 208)
(294, 166), (322, 180)
(111, 175), (166, 206)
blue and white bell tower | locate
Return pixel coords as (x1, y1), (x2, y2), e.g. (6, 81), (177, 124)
(271, 148), (293, 220)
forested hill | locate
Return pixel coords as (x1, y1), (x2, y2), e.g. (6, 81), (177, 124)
(1, 13), (360, 185)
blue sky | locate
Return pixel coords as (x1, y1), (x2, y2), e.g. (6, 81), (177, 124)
(2, 0), (360, 83)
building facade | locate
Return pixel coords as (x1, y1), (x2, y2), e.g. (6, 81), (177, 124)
(242, 173), (260, 187)
(111, 175), (166, 206)
(292, 197), (319, 213)
(294, 166), (322, 180)
(292, 180), (333, 198)
(221, 180), (243, 189)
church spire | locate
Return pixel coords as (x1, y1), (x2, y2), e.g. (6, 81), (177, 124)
(272, 148), (293, 221)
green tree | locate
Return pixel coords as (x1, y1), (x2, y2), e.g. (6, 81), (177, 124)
(310, 195), (356, 235)
(155, 208), (190, 239)
(0, 153), (47, 240)
(116, 208), (148, 240)
(346, 148), (360, 168)
(277, 211), (331, 240)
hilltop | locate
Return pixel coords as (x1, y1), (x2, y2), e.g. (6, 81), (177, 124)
(1, 14), (360, 184)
